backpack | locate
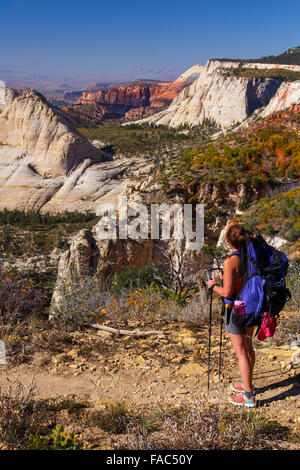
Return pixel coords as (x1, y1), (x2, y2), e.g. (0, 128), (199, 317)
(223, 234), (291, 332)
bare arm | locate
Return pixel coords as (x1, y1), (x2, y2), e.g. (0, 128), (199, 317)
(207, 256), (236, 298)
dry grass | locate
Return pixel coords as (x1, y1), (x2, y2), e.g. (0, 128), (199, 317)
(123, 401), (289, 450)
(0, 381), (46, 449)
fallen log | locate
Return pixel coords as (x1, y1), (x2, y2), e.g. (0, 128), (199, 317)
(91, 324), (164, 336)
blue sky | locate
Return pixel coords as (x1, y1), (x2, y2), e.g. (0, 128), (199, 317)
(0, 0), (300, 82)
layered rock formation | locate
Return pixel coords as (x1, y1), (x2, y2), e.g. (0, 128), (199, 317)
(78, 84), (151, 107)
(68, 80), (192, 123)
(78, 81), (190, 108)
(132, 60), (300, 129)
(0, 88), (152, 212)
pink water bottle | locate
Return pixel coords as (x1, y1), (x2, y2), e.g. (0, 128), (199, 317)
(233, 300), (246, 316)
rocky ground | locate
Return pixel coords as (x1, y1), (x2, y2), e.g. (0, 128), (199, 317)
(0, 311), (299, 450)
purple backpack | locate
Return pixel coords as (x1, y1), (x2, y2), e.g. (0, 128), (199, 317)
(223, 235), (291, 330)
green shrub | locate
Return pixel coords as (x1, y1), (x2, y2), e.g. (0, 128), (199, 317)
(110, 261), (166, 295)
(28, 425), (82, 450)
(286, 259), (300, 311)
(88, 401), (131, 434)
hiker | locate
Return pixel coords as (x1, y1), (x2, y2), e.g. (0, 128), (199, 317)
(207, 223), (256, 408)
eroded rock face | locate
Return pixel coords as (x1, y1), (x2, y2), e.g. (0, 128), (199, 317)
(0, 88), (103, 178)
(78, 81), (190, 109)
(72, 81), (191, 123)
(176, 64), (203, 83)
(78, 85), (150, 107)
(49, 228), (156, 317)
(132, 60), (300, 129)
(49, 223), (208, 319)
(259, 81), (300, 117)
(0, 87), (154, 212)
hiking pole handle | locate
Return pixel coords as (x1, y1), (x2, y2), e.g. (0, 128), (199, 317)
(206, 269), (218, 298)
(206, 267), (222, 280)
(206, 269), (213, 280)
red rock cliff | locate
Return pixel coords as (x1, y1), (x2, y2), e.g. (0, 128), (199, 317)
(77, 81), (190, 108)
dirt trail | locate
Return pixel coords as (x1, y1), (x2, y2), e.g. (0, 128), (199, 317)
(0, 319), (299, 448)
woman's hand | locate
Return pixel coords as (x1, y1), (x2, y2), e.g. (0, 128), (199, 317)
(207, 277), (217, 289)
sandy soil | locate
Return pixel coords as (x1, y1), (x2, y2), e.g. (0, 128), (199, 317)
(0, 317), (299, 449)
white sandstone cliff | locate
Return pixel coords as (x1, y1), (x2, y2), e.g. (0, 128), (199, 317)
(132, 60), (300, 129)
(0, 88), (104, 177)
(0, 88), (153, 212)
(176, 64), (203, 82)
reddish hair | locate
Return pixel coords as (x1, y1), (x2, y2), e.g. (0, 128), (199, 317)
(226, 223), (247, 250)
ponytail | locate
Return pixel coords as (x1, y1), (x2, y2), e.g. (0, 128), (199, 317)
(226, 223), (247, 251)
(226, 223), (248, 276)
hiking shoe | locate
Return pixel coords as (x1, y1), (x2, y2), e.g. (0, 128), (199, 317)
(229, 382), (256, 395)
(228, 393), (256, 408)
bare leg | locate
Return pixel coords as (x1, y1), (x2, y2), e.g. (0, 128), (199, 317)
(229, 332), (253, 393)
(245, 327), (255, 385)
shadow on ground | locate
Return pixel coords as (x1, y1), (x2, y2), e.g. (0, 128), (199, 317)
(257, 373), (300, 407)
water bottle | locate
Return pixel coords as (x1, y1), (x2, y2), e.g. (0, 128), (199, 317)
(232, 300), (246, 326)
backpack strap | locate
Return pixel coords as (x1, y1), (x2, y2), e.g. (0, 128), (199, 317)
(223, 250), (242, 301)
(222, 247), (247, 324)
(224, 251), (240, 260)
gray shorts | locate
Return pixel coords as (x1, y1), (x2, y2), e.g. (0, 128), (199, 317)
(225, 308), (246, 335)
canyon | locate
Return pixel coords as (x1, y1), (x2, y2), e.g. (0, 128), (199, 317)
(0, 58), (299, 216)
(0, 53), (298, 342)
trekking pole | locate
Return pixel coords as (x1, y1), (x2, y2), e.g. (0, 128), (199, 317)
(218, 268), (224, 381)
(206, 269), (214, 392)
(207, 288), (213, 392)
(218, 300), (225, 381)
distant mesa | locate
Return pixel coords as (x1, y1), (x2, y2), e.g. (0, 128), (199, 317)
(60, 78), (192, 124)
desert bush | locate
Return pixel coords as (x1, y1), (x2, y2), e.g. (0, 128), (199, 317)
(0, 382), (46, 450)
(123, 401), (288, 450)
(110, 261), (166, 296)
(51, 251), (207, 324)
(28, 425), (82, 450)
(0, 383), (87, 450)
(286, 259), (300, 311)
(103, 288), (182, 323)
(154, 242), (201, 303)
(52, 272), (207, 325)
(0, 269), (48, 325)
(50, 274), (108, 325)
(180, 295), (209, 323)
(88, 400), (131, 434)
